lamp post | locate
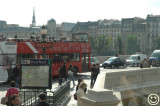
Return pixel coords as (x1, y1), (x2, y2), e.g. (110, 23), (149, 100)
(40, 25), (47, 58)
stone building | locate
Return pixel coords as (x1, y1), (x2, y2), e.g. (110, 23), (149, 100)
(146, 14), (160, 54)
(0, 24), (40, 39)
(71, 21), (99, 36)
(98, 20), (121, 52)
(121, 17), (146, 54)
(47, 18), (56, 38)
(71, 19), (121, 53)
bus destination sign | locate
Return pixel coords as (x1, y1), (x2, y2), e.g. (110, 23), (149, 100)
(35, 42), (53, 48)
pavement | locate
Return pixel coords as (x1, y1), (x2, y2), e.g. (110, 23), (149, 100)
(0, 66), (91, 106)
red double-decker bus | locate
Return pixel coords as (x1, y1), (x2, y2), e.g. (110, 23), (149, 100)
(0, 33), (91, 76)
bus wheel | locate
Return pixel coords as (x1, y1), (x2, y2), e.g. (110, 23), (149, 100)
(73, 67), (78, 77)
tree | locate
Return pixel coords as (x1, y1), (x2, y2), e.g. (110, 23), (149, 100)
(90, 35), (113, 56)
(127, 35), (138, 54)
(156, 36), (160, 49)
(115, 35), (122, 54)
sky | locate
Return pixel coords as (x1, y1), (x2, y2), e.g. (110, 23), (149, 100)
(0, 0), (160, 27)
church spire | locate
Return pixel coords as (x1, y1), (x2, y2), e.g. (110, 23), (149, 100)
(32, 7), (36, 27)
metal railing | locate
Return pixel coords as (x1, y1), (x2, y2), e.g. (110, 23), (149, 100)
(19, 81), (70, 106)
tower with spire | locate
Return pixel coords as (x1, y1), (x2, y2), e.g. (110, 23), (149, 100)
(32, 7), (36, 27)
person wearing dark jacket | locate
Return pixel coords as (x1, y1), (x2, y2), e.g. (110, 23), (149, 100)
(37, 93), (50, 106)
(90, 64), (97, 89)
(6, 66), (13, 84)
(59, 63), (67, 85)
(13, 64), (19, 87)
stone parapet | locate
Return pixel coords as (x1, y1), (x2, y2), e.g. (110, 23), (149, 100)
(80, 89), (121, 106)
(92, 67), (160, 105)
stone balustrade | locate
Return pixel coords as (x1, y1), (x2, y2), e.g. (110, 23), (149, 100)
(80, 67), (160, 106)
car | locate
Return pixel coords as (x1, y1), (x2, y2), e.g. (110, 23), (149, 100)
(126, 54), (147, 67)
(149, 50), (160, 67)
(90, 57), (100, 66)
(102, 57), (127, 68)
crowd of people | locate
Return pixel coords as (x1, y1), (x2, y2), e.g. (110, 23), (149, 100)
(1, 61), (100, 106)
(58, 62), (100, 105)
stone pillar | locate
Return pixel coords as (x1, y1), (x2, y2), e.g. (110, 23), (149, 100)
(80, 89), (122, 106)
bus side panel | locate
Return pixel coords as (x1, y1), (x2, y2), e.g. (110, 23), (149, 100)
(52, 63), (60, 76)
(51, 62), (82, 76)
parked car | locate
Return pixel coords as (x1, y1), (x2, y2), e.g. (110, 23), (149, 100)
(90, 57), (100, 66)
(102, 57), (127, 68)
(149, 50), (160, 67)
(126, 54), (147, 67)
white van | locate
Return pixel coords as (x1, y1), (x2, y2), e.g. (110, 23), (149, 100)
(126, 54), (147, 67)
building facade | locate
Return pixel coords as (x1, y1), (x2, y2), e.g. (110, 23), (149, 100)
(71, 19), (121, 53)
(47, 18), (57, 38)
(146, 14), (160, 54)
(121, 17), (146, 54)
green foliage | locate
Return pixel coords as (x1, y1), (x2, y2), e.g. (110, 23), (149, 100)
(127, 35), (138, 54)
(115, 35), (122, 54)
(90, 35), (113, 56)
(156, 37), (160, 49)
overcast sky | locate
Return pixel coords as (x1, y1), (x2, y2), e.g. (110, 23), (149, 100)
(0, 0), (160, 27)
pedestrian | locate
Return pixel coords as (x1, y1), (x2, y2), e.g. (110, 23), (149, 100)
(6, 65), (14, 84)
(77, 82), (87, 106)
(5, 81), (19, 97)
(10, 94), (20, 106)
(76, 79), (83, 92)
(67, 64), (76, 86)
(59, 63), (67, 85)
(13, 64), (19, 87)
(90, 64), (97, 89)
(5, 81), (19, 106)
(143, 58), (149, 68)
(94, 64), (100, 82)
(36, 93), (50, 106)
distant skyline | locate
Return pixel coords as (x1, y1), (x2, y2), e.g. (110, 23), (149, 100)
(0, 0), (160, 27)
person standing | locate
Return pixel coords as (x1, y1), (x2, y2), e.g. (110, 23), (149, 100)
(59, 63), (67, 85)
(36, 93), (50, 106)
(5, 81), (19, 106)
(5, 81), (19, 97)
(67, 64), (76, 86)
(94, 64), (100, 83)
(6, 65), (13, 84)
(13, 64), (19, 87)
(77, 82), (87, 106)
(76, 79), (83, 92)
(90, 64), (97, 89)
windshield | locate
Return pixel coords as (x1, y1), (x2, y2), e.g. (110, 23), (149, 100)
(128, 56), (137, 60)
(108, 58), (115, 62)
(151, 52), (160, 57)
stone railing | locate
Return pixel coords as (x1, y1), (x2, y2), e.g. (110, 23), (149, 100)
(80, 67), (160, 106)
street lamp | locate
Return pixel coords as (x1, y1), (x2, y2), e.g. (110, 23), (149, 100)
(40, 25), (47, 58)
(40, 25), (47, 42)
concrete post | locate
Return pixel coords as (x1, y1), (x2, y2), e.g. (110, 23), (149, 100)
(80, 89), (122, 106)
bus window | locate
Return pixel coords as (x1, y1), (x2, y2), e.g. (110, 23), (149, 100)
(17, 54), (35, 64)
(68, 53), (80, 62)
(52, 53), (80, 63)
(52, 53), (63, 63)
(40, 54), (50, 59)
(61, 53), (69, 62)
